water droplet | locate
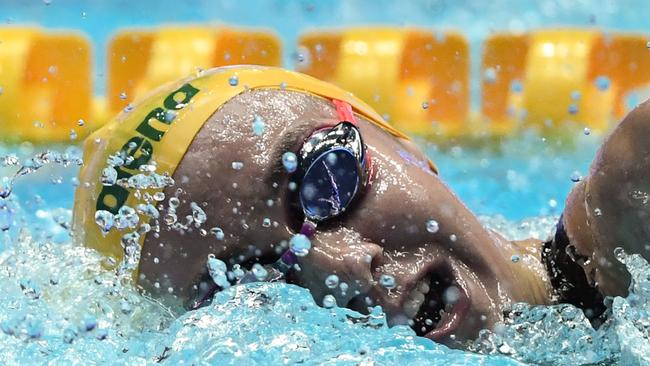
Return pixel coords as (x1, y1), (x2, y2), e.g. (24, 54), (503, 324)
(614, 247), (626, 263)
(326, 152), (338, 166)
(379, 274), (396, 289)
(115, 206), (139, 229)
(136, 203), (159, 219)
(294, 45), (311, 67)
(169, 197), (180, 208)
(568, 104), (579, 115)
(163, 213), (177, 225)
(421, 101), (429, 109)
(191, 202), (207, 225)
(484, 67), (498, 84)
(595, 76), (611, 91)
(252, 263), (268, 281)
(449, 234), (457, 242)
(228, 75), (239, 86)
(290, 233), (311, 257)
(282, 152), (298, 173)
(252, 115), (265, 136)
(511, 254), (520, 263)
(583, 127), (591, 136)
(77, 119), (85, 126)
(153, 192), (165, 201)
(69, 129), (78, 140)
(325, 274), (339, 289)
(210, 227), (225, 240)
(339, 282), (348, 294)
(94, 210), (114, 234)
(231, 161), (244, 170)
(262, 217), (271, 228)
(119, 91), (127, 100)
(322, 294), (337, 308)
(101, 167), (117, 186)
(207, 255), (229, 287)
(499, 343), (513, 354)
(164, 110), (177, 123)
(82, 314), (97, 332)
(570, 171), (582, 182)
(426, 219), (439, 233)
(47, 65), (57, 75)
(443, 286), (461, 304)
(571, 90), (581, 101)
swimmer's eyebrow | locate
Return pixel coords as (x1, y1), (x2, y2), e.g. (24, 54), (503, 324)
(266, 120), (320, 182)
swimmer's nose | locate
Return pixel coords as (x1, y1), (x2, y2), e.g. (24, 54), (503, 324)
(339, 241), (383, 294)
(325, 240), (384, 309)
(295, 231), (384, 308)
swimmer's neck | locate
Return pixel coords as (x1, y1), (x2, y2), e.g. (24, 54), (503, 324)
(500, 235), (554, 306)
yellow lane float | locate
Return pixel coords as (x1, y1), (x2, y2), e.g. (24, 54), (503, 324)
(296, 27), (470, 137)
(481, 29), (650, 135)
(107, 26), (282, 116)
(0, 27), (93, 142)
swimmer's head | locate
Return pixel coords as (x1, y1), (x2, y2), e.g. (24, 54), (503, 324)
(73, 66), (551, 345)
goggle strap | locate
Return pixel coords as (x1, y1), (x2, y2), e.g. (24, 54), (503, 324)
(299, 219), (317, 238)
(333, 99), (357, 125)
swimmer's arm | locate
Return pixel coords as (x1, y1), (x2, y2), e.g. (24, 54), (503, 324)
(562, 99), (650, 298)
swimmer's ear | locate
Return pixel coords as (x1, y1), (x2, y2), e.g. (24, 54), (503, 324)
(427, 159), (439, 175)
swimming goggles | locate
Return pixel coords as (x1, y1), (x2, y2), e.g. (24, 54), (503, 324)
(191, 99), (368, 309)
(273, 99), (369, 273)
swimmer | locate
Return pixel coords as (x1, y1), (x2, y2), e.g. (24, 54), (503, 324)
(72, 65), (649, 347)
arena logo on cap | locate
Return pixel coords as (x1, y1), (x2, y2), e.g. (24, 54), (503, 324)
(96, 83), (200, 214)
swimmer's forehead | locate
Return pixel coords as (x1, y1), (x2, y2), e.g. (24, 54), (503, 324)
(196, 88), (413, 184)
(227, 88), (438, 176)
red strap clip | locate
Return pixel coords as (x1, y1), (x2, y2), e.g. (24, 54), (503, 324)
(333, 99), (357, 125)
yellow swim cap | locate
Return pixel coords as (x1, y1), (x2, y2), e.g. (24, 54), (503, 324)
(73, 65), (427, 273)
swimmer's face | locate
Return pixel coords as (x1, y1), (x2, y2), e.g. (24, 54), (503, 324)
(139, 89), (550, 345)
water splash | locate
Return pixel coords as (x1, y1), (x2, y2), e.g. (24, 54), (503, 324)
(2, 145), (650, 365)
(0, 149), (83, 199)
(469, 214), (650, 366)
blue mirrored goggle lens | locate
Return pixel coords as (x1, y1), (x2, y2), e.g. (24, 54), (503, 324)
(299, 148), (361, 221)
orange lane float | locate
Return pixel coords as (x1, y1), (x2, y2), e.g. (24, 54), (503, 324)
(0, 27), (93, 142)
(296, 27), (470, 137)
(481, 29), (650, 135)
(106, 26), (282, 116)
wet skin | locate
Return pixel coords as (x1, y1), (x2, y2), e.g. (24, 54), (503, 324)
(138, 88), (553, 346)
(563, 99), (650, 298)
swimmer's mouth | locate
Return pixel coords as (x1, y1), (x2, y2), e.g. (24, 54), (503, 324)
(348, 264), (471, 342)
(407, 264), (470, 341)
(346, 264), (470, 341)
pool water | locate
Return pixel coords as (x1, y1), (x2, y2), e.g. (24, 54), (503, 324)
(0, 132), (648, 365)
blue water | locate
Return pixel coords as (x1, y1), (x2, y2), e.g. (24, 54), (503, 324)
(1, 133), (645, 365)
